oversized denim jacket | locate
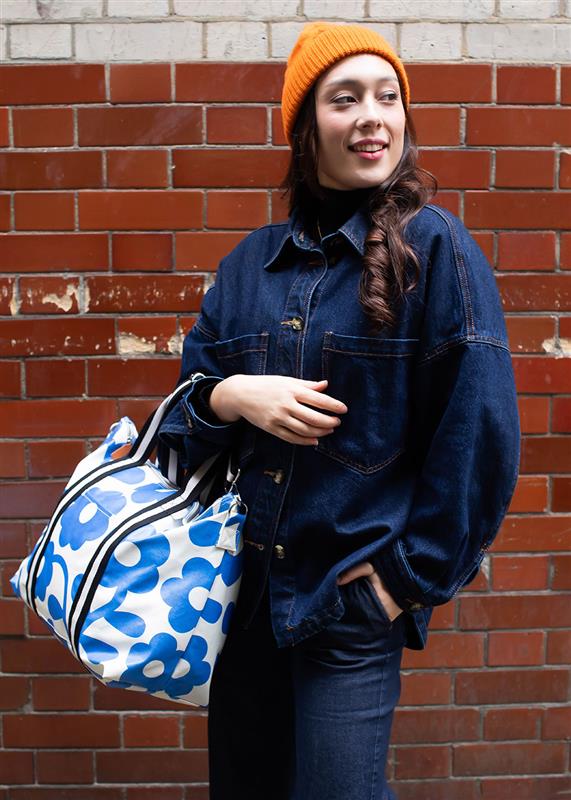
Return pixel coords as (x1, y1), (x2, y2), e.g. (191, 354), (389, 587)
(158, 201), (521, 651)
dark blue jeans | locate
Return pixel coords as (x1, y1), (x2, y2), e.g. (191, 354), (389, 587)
(208, 576), (406, 799)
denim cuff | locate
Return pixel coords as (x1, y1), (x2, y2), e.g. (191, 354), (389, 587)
(371, 539), (428, 613)
(159, 375), (240, 448)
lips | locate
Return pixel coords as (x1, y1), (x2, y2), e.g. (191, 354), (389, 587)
(348, 141), (388, 151)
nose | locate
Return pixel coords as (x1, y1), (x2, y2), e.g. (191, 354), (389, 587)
(356, 95), (383, 129)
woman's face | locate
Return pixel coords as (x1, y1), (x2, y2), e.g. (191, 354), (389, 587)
(314, 53), (406, 190)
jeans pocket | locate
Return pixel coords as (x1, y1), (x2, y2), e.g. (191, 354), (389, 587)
(359, 576), (393, 629)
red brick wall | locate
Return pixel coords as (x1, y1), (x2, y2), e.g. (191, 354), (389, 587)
(1, 62), (570, 799)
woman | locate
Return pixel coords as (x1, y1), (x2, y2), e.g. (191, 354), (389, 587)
(159, 21), (521, 800)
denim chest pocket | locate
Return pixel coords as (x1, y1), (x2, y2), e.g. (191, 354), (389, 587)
(316, 332), (419, 475)
(214, 332), (269, 465)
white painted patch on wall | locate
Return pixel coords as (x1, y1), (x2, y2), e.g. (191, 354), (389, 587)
(40, 283), (79, 312)
(542, 337), (571, 357)
(117, 332), (156, 354)
(9, 283), (20, 316)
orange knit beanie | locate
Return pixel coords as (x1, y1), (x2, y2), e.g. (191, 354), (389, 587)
(281, 21), (410, 148)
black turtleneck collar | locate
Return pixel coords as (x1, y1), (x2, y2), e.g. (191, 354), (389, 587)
(313, 184), (377, 240)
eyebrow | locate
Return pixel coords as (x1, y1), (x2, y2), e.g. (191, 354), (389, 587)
(323, 76), (400, 92)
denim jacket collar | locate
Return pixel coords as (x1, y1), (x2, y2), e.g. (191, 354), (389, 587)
(262, 202), (370, 271)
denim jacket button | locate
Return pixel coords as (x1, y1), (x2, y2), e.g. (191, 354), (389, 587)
(408, 602), (423, 611)
(264, 468), (285, 484)
(274, 545), (286, 559)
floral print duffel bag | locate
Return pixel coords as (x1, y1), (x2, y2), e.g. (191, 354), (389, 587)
(10, 376), (246, 708)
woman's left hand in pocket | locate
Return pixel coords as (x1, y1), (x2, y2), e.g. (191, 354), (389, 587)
(337, 561), (404, 622)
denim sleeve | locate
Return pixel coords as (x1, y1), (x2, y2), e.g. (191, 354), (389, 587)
(372, 338), (521, 612)
(158, 257), (243, 472)
(371, 208), (521, 612)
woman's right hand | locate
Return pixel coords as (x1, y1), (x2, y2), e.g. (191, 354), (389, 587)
(209, 375), (348, 446)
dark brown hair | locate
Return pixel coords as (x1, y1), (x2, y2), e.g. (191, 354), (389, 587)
(278, 83), (438, 336)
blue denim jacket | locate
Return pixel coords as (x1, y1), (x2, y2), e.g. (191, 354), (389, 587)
(159, 201), (521, 651)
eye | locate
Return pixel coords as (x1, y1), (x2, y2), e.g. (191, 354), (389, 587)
(382, 92), (399, 102)
(332, 95), (355, 104)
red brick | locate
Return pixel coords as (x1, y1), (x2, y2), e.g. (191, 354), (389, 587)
(0, 319), (115, 357)
(497, 66), (556, 104)
(563, 233), (571, 269)
(0, 192), (10, 230)
(481, 776), (571, 800)
(454, 742), (565, 777)
(409, 107), (461, 146)
(398, 633), (484, 669)
(393, 780), (479, 800)
(117, 317), (178, 354)
(79, 190), (202, 231)
(12, 107), (74, 147)
(560, 151), (571, 189)
(175, 231), (245, 270)
(117, 399), (160, 431)
(483, 707), (540, 740)
(19, 276), (79, 314)
(406, 64), (492, 104)
(460, 595), (571, 630)
(207, 106), (267, 144)
(398, 672), (451, 706)
(501, 273), (571, 314)
(0, 677), (29, 710)
(110, 64), (171, 103)
(0, 233), (108, 272)
(514, 356), (571, 392)
(0, 65), (105, 105)
(26, 359), (86, 397)
(0, 751), (34, 785)
(498, 515), (571, 551)
(468, 108), (570, 147)
(206, 190), (268, 229)
(112, 233), (172, 271)
(542, 706), (571, 740)
(123, 715), (180, 747)
(455, 669), (568, 704)
(520, 436), (571, 473)
(495, 149), (554, 189)
(79, 106), (201, 146)
(491, 554), (549, 590)
(487, 631), (545, 666)
(4, 714), (120, 748)
(0, 399), (116, 437)
(0, 152), (102, 190)
(552, 554), (571, 590)
(37, 751), (93, 784)
(182, 714), (208, 748)
(518, 396), (549, 433)
(86, 275), (203, 313)
(552, 477), (571, 511)
(10, 790), (122, 800)
(0, 480), (65, 519)
(420, 150), (491, 189)
(466, 192), (571, 231)
(173, 149), (291, 187)
(0, 276), (14, 314)
(0, 441), (26, 478)
(0, 361), (21, 398)
(0, 106), (8, 147)
(0, 598), (25, 634)
(96, 750), (207, 783)
(392, 708), (479, 744)
(87, 358), (179, 397)
(498, 232), (556, 270)
(553, 396), (571, 432)
(28, 441), (87, 479)
(393, 744), (450, 779)
(175, 63), (284, 102)
(126, 790), (184, 800)
(507, 476), (547, 513)
(505, 316), (555, 352)
(93, 682), (180, 712)
(107, 150), (169, 189)
(15, 192), (75, 231)
(32, 676), (91, 711)
(0, 521), (27, 557)
(547, 630), (571, 664)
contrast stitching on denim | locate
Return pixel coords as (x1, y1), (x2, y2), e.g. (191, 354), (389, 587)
(417, 335), (510, 366)
(426, 204), (476, 336)
(369, 653), (387, 800)
(194, 319), (217, 342)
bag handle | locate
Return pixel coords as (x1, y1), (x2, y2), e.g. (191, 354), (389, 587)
(131, 374), (238, 490)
